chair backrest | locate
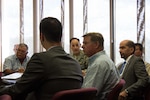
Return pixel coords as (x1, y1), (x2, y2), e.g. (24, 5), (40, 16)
(144, 84), (150, 100)
(52, 87), (97, 100)
(0, 94), (12, 100)
(107, 79), (125, 100)
(0, 72), (3, 77)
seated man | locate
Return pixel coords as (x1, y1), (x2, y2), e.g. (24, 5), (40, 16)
(118, 40), (149, 100)
(134, 43), (150, 76)
(0, 17), (83, 100)
(82, 32), (120, 100)
(3, 43), (30, 75)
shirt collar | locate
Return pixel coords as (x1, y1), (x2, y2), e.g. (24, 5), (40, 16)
(125, 54), (133, 63)
(47, 46), (59, 51)
(89, 50), (105, 62)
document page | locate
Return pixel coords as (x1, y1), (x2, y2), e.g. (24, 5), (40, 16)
(1, 72), (23, 80)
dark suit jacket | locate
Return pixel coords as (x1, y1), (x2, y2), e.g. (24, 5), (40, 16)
(0, 46), (83, 100)
(118, 55), (149, 99)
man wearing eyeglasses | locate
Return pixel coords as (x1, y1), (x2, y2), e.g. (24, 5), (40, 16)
(3, 43), (30, 75)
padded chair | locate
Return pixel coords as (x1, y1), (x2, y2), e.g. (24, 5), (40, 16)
(107, 79), (125, 100)
(0, 94), (12, 100)
(144, 85), (150, 100)
(0, 72), (3, 77)
(52, 87), (97, 100)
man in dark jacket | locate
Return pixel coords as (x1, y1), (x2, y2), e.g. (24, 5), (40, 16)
(0, 17), (83, 100)
(118, 40), (149, 100)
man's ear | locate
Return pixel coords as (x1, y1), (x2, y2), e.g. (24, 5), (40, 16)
(94, 41), (99, 49)
(40, 33), (44, 42)
(130, 47), (135, 54)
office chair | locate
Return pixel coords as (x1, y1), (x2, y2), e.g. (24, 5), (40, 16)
(144, 84), (150, 100)
(0, 72), (3, 77)
(107, 79), (125, 100)
(0, 94), (12, 100)
(52, 87), (97, 100)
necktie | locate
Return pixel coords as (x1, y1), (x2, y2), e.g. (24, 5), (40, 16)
(119, 61), (126, 74)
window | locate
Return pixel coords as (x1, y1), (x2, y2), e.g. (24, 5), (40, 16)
(88, 0), (110, 58)
(145, 0), (150, 63)
(2, 0), (20, 65)
(115, 0), (137, 64)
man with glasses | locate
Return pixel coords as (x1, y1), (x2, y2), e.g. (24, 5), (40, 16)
(3, 43), (30, 75)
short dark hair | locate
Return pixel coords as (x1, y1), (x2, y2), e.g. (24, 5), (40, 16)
(70, 38), (80, 43)
(135, 43), (143, 51)
(40, 17), (62, 42)
(83, 32), (104, 48)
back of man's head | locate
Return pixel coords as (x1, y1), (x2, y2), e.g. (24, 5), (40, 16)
(126, 40), (135, 54)
(40, 17), (62, 42)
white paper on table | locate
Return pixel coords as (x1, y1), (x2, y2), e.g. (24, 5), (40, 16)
(2, 79), (17, 84)
(1, 72), (23, 80)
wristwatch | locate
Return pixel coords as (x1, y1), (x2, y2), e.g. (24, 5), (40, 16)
(125, 89), (129, 94)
